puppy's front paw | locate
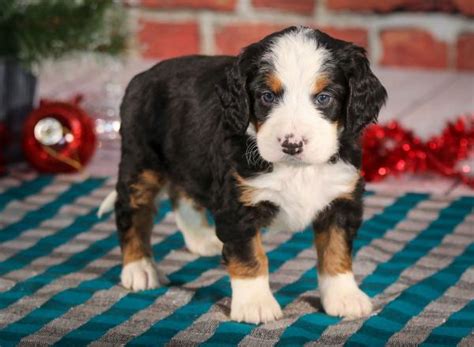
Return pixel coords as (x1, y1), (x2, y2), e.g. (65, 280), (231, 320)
(230, 276), (282, 324)
(319, 273), (372, 319)
(121, 257), (161, 291)
(231, 291), (282, 324)
(321, 285), (372, 318)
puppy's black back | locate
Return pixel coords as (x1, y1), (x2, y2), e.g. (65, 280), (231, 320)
(119, 55), (236, 207)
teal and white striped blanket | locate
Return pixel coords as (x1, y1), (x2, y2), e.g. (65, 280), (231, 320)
(0, 173), (473, 346)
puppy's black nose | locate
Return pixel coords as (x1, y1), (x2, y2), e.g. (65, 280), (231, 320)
(281, 139), (303, 155)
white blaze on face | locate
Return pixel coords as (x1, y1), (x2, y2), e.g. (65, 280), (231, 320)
(257, 28), (339, 165)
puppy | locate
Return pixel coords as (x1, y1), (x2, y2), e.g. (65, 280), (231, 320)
(104, 26), (387, 324)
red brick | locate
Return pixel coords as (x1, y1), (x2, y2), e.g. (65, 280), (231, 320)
(215, 24), (368, 55)
(138, 20), (200, 59)
(327, 0), (403, 12)
(453, 0), (474, 16)
(138, 0), (236, 11)
(457, 32), (474, 70)
(326, 0), (460, 13)
(380, 29), (448, 69)
(215, 23), (286, 55)
(322, 27), (368, 49)
(252, 0), (315, 14)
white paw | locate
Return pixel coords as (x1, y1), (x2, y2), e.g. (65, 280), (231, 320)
(174, 199), (223, 257)
(321, 286), (372, 318)
(184, 231), (223, 257)
(121, 258), (161, 291)
(230, 276), (282, 324)
(319, 272), (372, 319)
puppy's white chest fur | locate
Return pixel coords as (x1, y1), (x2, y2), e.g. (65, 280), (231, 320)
(244, 161), (358, 232)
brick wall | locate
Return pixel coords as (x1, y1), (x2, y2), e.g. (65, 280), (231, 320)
(125, 0), (474, 70)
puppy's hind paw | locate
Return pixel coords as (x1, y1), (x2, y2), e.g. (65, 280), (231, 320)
(185, 231), (223, 257)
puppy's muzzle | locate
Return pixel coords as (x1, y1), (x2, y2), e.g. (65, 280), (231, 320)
(280, 134), (304, 156)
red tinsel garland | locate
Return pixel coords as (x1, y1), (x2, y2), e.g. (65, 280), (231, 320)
(362, 114), (474, 188)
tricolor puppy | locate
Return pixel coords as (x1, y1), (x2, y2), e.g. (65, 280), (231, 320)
(103, 26), (387, 324)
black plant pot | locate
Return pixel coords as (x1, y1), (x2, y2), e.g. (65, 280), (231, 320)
(0, 58), (37, 162)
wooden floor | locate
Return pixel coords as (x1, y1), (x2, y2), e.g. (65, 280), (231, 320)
(37, 58), (474, 196)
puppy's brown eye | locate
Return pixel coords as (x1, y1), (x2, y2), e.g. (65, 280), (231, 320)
(315, 93), (332, 106)
(261, 91), (275, 105)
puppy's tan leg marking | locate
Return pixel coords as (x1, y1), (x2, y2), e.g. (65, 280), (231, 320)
(315, 225), (372, 318)
(315, 225), (352, 276)
(228, 232), (282, 324)
(121, 170), (164, 291)
(227, 232), (267, 278)
(173, 195), (222, 257)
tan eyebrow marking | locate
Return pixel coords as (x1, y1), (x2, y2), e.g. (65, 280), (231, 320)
(313, 75), (330, 94)
(266, 73), (283, 94)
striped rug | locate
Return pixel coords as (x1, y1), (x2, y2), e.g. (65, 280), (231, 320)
(0, 173), (473, 346)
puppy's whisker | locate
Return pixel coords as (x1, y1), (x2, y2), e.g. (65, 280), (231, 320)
(248, 146), (264, 167)
(246, 147), (259, 166)
(245, 138), (261, 166)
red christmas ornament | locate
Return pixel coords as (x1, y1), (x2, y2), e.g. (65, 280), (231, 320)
(362, 114), (474, 188)
(22, 95), (96, 173)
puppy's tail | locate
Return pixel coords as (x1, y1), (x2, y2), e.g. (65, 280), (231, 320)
(98, 190), (117, 218)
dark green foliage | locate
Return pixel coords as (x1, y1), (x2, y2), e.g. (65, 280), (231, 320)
(0, 0), (127, 66)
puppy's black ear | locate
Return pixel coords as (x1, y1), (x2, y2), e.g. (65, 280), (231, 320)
(340, 45), (387, 134)
(216, 62), (250, 134)
(216, 42), (263, 135)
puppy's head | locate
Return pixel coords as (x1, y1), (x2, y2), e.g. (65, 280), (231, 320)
(219, 26), (387, 166)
